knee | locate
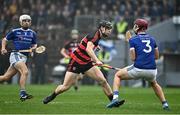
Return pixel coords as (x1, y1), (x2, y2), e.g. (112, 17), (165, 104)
(115, 71), (122, 79)
(150, 81), (160, 88)
(22, 70), (28, 77)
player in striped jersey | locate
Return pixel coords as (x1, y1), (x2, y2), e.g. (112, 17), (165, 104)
(43, 20), (115, 105)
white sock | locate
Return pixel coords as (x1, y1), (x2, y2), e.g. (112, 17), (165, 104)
(113, 95), (118, 100)
(163, 103), (168, 107)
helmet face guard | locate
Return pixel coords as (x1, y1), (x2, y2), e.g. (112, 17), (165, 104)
(19, 14), (32, 29)
(98, 20), (113, 37)
(98, 20), (113, 29)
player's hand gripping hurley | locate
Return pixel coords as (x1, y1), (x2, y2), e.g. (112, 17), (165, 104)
(10, 45), (46, 54)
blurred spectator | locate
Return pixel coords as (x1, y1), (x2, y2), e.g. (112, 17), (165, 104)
(114, 16), (128, 39)
(32, 42), (48, 84)
(0, 0), (176, 36)
(59, 29), (83, 91)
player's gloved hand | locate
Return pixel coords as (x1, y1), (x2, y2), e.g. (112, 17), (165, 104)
(1, 48), (7, 55)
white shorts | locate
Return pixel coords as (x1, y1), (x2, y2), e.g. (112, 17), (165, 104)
(127, 65), (157, 82)
(9, 52), (27, 66)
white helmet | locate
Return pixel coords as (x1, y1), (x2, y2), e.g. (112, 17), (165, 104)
(19, 14), (31, 23)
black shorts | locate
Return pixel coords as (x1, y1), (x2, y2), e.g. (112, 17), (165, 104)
(67, 59), (93, 74)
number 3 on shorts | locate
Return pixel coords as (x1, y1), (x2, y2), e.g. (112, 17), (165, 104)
(142, 40), (152, 53)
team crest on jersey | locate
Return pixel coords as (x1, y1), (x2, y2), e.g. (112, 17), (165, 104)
(19, 36), (24, 40)
(16, 32), (21, 34)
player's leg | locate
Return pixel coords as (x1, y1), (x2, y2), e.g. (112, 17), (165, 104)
(85, 66), (113, 101)
(55, 72), (78, 93)
(150, 80), (170, 110)
(43, 71), (78, 104)
(113, 67), (133, 97)
(144, 69), (170, 110)
(74, 74), (83, 91)
(14, 61), (33, 101)
(106, 67), (132, 108)
(0, 66), (17, 82)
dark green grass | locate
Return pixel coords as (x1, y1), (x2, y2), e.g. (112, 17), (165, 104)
(0, 84), (179, 114)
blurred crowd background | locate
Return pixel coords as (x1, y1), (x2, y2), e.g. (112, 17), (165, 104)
(0, 0), (177, 35)
(0, 0), (180, 86)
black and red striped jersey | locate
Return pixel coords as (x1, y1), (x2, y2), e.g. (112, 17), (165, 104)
(71, 30), (101, 64)
(63, 39), (79, 56)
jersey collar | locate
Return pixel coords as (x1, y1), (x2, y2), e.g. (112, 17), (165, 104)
(137, 32), (146, 35)
(20, 28), (30, 31)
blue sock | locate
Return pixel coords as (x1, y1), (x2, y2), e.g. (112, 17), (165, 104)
(113, 91), (119, 100)
(20, 90), (26, 97)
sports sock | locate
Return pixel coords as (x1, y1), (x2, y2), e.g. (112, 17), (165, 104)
(20, 89), (26, 97)
(113, 91), (119, 100)
(162, 101), (169, 107)
(108, 94), (113, 101)
(51, 92), (58, 98)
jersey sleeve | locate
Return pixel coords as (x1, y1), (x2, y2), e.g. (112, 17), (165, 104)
(86, 34), (94, 41)
(129, 38), (135, 49)
(154, 40), (157, 48)
(32, 32), (37, 44)
(5, 30), (14, 40)
(86, 33), (99, 46)
(152, 38), (157, 48)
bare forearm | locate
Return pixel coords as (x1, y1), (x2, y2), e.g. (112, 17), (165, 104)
(86, 41), (101, 63)
(155, 48), (159, 60)
(1, 38), (7, 49)
(130, 49), (135, 61)
(130, 54), (135, 61)
(61, 48), (70, 58)
(86, 48), (99, 62)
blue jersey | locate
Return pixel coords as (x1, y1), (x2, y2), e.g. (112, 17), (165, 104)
(6, 28), (37, 56)
(129, 33), (157, 69)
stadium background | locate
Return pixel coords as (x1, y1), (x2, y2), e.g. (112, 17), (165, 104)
(0, 0), (180, 87)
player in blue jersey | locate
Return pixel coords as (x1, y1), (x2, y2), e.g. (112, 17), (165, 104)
(106, 19), (170, 110)
(0, 14), (37, 101)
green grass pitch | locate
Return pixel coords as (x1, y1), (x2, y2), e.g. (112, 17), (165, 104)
(0, 84), (179, 114)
